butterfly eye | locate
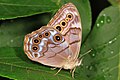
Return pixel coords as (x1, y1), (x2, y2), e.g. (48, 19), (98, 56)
(53, 34), (62, 42)
(44, 31), (51, 37)
(32, 45), (39, 52)
(32, 38), (40, 44)
(60, 20), (67, 27)
(67, 13), (73, 20)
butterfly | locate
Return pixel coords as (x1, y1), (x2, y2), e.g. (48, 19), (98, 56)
(24, 3), (82, 78)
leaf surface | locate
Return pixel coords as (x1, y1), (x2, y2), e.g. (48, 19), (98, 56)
(0, 0), (91, 80)
(76, 6), (120, 80)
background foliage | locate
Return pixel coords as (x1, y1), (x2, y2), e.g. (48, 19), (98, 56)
(0, 0), (119, 80)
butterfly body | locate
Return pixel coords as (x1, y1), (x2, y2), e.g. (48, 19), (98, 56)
(24, 3), (82, 77)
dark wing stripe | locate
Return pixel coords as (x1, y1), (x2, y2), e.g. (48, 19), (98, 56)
(47, 46), (69, 59)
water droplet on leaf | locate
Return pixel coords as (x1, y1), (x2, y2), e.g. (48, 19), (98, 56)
(96, 23), (100, 27)
(108, 41), (112, 44)
(102, 69), (105, 72)
(10, 40), (14, 43)
(96, 15), (105, 28)
(108, 37), (117, 44)
(89, 50), (97, 58)
(110, 51), (114, 54)
(106, 16), (111, 23)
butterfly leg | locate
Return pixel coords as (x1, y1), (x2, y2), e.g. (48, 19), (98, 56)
(54, 67), (63, 75)
(70, 69), (72, 73)
(51, 67), (57, 70)
(70, 67), (76, 78)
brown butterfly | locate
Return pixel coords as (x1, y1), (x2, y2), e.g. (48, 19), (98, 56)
(24, 3), (82, 78)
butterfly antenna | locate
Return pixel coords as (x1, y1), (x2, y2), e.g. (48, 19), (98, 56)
(54, 67), (63, 75)
(79, 49), (93, 59)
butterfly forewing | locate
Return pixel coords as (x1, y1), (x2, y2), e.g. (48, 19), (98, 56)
(47, 3), (82, 61)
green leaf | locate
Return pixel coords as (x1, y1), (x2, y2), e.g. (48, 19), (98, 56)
(108, 0), (120, 6)
(0, 0), (91, 80)
(76, 6), (120, 80)
(0, 0), (58, 20)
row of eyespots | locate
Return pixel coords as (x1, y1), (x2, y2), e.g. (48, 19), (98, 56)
(32, 31), (51, 44)
(31, 32), (63, 52)
(55, 13), (73, 32)
(31, 31), (51, 52)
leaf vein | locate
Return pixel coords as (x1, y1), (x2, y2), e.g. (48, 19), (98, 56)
(0, 2), (57, 7)
(0, 61), (71, 79)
